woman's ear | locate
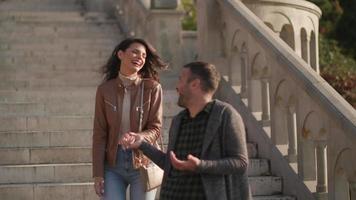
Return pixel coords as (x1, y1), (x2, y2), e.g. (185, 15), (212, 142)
(117, 50), (124, 60)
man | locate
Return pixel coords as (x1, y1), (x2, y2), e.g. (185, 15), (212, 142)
(122, 61), (251, 200)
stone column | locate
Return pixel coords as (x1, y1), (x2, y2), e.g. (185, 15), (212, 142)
(241, 53), (248, 99)
(151, 0), (178, 9)
(261, 78), (270, 122)
(286, 106), (297, 162)
(315, 141), (328, 200)
(350, 181), (356, 200)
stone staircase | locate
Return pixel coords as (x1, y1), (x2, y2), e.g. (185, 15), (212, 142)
(0, 0), (295, 199)
(0, 0), (120, 199)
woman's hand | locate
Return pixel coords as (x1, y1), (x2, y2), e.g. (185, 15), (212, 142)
(120, 132), (144, 149)
(94, 177), (104, 197)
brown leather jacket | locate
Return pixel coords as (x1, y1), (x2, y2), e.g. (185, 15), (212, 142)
(92, 76), (162, 178)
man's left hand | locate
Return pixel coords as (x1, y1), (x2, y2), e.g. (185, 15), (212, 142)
(170, 151), (201, 171)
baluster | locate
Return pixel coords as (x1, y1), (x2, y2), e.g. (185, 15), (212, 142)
(287, 106), (297, 162)
(315, 141), (328, 200)
(261, 78), (270, 122)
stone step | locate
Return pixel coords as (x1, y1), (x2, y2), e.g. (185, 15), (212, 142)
(0, 145), (264, 176)
(0, 170), (280, 197)
(0, 145), (91, 164)
(0, 1), (83, 12)
(0, 63), (102, 73)
(0, 182), (96, 200)
(0, 11), (110, 22)
(0, 21), (119, 32)
(247, 142), (258, 158)
(0, 100), (94, 115)
(0, 163), (91, 184)
(0, 88), (96, 102)
(0, 28), (120, 39)
(0, 78), (100, 89)
(0, 42), (115, 52)
(0, 130), (92, 148)
(249, 176), (282, 196)
(0, 115), (93, 131)
(0, 49), (112, 58)
(249, 159), (270, 176)
(1, 55), (106, 66)
(0, 37), (120, 47)
(0, 70), (102, 81)
(253, 195), (296, 200)
(0, 11), (87, 22)
(0, 182), (294, 200)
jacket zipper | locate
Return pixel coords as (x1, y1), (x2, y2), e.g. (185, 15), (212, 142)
(104, 99), (117, 112)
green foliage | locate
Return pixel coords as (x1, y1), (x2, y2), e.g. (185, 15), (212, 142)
(308, 0), (342, 35)
(181, 0), (197, 31)
(319, 35), (356, 107)
(309, 0), (356, 107)
(334, 0), (356, 58)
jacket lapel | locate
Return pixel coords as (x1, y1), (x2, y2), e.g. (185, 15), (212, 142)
(201, 101), (223, 156)
(167, 113), (183, 152)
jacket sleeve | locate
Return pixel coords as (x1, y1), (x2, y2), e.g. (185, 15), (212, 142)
(92, 86), (108, 178)
(139, 83), (163, 144)
(197, 106), (248, 175)
(139, 141), (167, 169)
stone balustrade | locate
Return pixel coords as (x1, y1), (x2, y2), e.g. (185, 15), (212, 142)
(197, 0), (356, 200)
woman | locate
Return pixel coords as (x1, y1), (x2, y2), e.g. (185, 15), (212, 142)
(92, 38), (168, 200)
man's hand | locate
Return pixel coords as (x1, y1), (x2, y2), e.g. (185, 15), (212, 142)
(120, 132), (144, 149)
(94, 177), (104, 197)
(170, 151), (201, 171)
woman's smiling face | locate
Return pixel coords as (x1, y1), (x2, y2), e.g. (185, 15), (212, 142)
(118, 42), (147, 76)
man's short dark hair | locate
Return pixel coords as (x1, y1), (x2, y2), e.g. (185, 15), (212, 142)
(183, 61), (221, 93)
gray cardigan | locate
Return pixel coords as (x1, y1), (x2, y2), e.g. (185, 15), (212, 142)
(140, 99), (251, 200)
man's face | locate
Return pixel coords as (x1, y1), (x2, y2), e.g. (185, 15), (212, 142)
(176, 68), (193, 108)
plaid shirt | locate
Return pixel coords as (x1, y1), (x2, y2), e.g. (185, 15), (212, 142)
(160, 102), (214, 200)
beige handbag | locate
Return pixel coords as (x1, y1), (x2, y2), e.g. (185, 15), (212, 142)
(138, 80), (164, 192)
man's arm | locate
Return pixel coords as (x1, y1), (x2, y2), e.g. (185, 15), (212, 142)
(170, 106), (248, 175)
(122, 133), (167, 169)
(197, 106), (248, 174)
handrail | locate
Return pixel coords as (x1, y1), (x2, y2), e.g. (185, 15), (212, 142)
(222, 0), (356, 136)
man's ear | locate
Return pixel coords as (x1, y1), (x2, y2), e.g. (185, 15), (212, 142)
(191, 79), (201, 90)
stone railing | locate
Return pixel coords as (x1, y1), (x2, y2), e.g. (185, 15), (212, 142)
(197, 0), (356, 199)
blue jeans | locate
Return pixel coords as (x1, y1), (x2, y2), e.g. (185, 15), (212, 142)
(104, 147), (156, 200)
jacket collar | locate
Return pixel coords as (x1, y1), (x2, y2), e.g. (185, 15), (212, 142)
(116, 74), (141, 88)
(169, 100), (223, 156)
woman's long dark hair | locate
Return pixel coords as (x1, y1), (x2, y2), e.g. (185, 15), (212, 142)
(102, 38), (168, 82)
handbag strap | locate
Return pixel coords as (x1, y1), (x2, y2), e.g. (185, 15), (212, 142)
(138, 80), (144, 132)
(138, 79), (164, 151)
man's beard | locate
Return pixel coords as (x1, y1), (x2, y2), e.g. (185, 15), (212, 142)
(177, 94), (187, 108)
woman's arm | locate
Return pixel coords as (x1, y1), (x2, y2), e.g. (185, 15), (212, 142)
(92, 87), (108, 178)
(140, 83), (163, 144)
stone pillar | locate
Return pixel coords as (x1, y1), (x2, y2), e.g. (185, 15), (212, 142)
(146, 8), (183, 74)
(306, 36), (311, 64)
(315, 141), (328, 200)
(298, 140), (316, 181)
(151, 0), (178, 9)
(286, 106), (297, 162)
(350, 182), (356, 200)
(241, 53), (248, 99)
(261, 78), (270, 121)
